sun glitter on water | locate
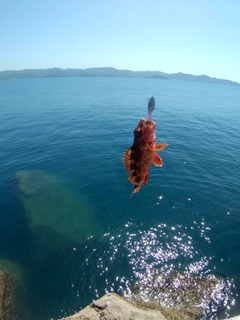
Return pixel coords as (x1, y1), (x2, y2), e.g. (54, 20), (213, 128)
(120, 221), (235, 319)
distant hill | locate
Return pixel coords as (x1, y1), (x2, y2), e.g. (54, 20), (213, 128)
(0, 67), (239, 87)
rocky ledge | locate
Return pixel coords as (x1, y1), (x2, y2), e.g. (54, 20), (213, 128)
(61, 293), (167, 320)
(61, 293), (240, 320)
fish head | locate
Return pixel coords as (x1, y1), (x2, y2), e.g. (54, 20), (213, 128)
(133, 118), (156, 147)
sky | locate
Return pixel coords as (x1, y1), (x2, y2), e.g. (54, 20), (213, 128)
(1, 0), (240, 83)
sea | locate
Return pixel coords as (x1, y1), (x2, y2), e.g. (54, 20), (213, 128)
(0, 76), (239, 320)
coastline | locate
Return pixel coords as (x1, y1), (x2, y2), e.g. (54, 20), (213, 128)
(60, 293), (240, 320)
(1, 268), (240, 320)
(61, 293), (167, 320)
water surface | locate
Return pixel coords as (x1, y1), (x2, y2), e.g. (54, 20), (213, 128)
(0, 77), (240, 319)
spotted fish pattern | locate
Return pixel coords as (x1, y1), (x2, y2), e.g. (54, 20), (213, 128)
(124, 118), (168, 194)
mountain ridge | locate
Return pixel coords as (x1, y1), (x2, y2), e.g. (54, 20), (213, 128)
(0, 67), (239, 87)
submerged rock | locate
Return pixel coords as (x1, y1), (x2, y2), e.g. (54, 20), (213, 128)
(16, 170), (103, 258)
(61, 292), (167, 320)
(0, 260), (31, 320)
(124, 269), (231, 319)
(0, 259), (25, 284)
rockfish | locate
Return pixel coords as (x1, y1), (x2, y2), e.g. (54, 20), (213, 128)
(124, 97), (168, 194)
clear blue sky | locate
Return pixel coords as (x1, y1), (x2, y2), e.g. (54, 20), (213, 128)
(1, 0), (240, 82)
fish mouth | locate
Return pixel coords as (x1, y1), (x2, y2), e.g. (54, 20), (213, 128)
(134, 119), (156, 138)
(140, 118), (156, 127)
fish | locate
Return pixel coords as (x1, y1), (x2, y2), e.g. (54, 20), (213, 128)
(124, 97), (168, 194)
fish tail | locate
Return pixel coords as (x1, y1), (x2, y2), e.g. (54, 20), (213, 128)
(131, 184), (141, 195)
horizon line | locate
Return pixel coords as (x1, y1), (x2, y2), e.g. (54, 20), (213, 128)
(0, 67), (239, 85)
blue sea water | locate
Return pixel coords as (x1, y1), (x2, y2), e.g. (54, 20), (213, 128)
(0, 77), (240, 319)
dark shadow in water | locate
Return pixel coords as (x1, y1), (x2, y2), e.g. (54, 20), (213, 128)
(0, 190), (133, 320)
(0, 178), (32, 263)
(0, 178), (34, 320)
(25, 226), (133, 320)
(0, 169), (132, 319)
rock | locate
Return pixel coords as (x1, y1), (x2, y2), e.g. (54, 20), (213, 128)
(0, 260), (31, 320)
(0, 259), (25, 284)
(0, 271), (16, 320)
(61, 293), (166, 320)
(124, 268), (230, 319)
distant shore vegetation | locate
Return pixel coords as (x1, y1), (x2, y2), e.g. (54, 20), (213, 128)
(0, 67), (239, 87)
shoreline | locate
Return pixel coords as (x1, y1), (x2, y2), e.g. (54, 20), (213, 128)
(1, 268), (240, 320)
(61, 293), (240, 320)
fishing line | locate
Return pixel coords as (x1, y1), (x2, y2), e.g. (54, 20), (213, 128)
(147, 61), (155, 100)
(146, 38), (157, 107)
(146, 42), (157, 119)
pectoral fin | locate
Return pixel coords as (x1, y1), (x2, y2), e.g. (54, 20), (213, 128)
(153, 153), (163, 166)
(155, 143), (168, 151)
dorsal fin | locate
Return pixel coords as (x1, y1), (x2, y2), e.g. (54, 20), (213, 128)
(124, 148), (133, 174)
(124, 148), (138, 183)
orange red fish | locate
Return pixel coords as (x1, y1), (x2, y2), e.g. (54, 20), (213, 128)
(124, 97), (168, 194)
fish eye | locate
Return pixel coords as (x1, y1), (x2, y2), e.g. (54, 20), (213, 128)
(136, 128), (142, 137)
(134, 127), (142, 137)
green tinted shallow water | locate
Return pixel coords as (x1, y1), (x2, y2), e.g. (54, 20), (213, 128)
(0, 77), (240, 319)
